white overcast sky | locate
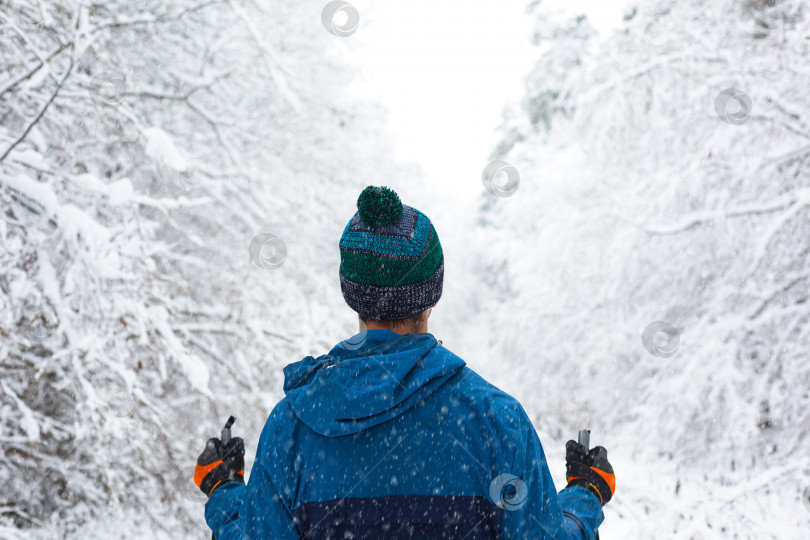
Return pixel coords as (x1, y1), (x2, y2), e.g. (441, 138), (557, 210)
(333, 0), (629, 203)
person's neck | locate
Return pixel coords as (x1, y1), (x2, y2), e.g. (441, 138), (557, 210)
(363, 322), (428, 335)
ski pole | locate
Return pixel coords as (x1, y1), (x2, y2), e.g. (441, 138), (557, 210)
(221, 415), (235, 445)
(578, 429), (600, 540)
(212, 416), (236, 540)
(577, 429), (590, 450)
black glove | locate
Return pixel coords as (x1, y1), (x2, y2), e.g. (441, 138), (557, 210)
(565, 440), (615, 506)
(194, 437), (245, 497)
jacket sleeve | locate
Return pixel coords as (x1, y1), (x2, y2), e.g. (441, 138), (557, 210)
(204, 417), (300, 539)
(500, 408), (604, 539)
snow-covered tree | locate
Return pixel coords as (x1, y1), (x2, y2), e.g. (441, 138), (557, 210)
(1, 0), (420, 536)
(461, 0), (809, 537)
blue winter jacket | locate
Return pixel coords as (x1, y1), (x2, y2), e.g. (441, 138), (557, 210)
(205, 330), (604, 539)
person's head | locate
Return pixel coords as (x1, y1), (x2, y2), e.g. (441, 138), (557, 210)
(338, 186), (443, 335)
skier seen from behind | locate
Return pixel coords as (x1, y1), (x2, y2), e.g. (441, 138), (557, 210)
(194, 186), (615, 539)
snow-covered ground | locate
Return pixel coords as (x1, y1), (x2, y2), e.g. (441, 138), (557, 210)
(1, 0), (809, 538)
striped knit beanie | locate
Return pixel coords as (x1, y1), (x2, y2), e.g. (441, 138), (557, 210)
(339, 186), (444, 320)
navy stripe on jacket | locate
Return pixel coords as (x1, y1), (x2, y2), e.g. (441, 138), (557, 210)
(293, 495), (502, 540)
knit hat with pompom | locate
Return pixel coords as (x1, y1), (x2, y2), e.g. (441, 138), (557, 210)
(339, 186), (444, 320)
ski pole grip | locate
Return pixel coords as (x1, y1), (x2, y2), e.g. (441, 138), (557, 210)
(577, 429), (599, 539)
(577, 429), (590, 450)
(221, 415), (235, 444)
(211, 416), (236, 540)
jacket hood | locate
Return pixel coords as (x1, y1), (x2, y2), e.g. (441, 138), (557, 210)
(282, 330), (465, 437)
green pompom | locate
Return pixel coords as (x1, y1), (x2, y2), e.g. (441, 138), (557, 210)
(357, 186), (403, 228)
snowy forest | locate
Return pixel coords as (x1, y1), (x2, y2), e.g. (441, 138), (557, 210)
(1, 0), (808, 538)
